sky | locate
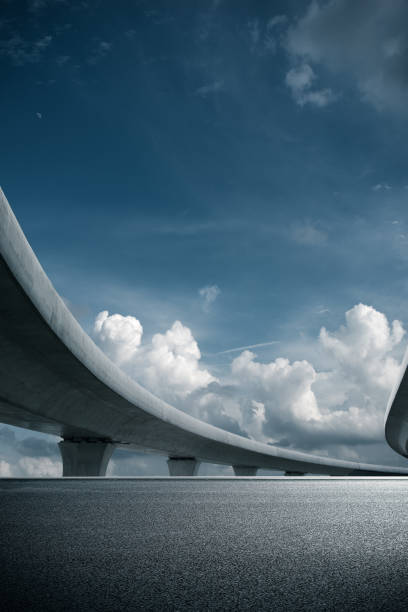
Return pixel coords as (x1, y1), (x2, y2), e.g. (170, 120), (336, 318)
(2, 0), (408, 476)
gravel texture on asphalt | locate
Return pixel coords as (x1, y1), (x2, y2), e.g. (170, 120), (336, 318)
(1, 478), (408, 611)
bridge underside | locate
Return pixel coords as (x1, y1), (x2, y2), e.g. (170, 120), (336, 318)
(1, 188), (408, 478)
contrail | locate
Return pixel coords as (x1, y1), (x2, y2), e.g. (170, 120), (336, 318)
(208, 341), (280, 356)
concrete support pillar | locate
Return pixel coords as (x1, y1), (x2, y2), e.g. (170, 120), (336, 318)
(167, 457), (200, 476)
(58, 439), (115, 477)
(284, 471), (306, 476)
(233, 465), (258, 476)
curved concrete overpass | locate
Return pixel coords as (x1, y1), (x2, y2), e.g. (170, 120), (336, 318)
(1, 188), (407, 477)
(385, 346), (408, 458)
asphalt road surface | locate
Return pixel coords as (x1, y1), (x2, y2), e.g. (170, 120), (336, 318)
(1, 478), (408, 611)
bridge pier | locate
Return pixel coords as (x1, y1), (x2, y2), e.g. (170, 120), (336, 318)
(233, 465), (258, 476)
(167, 457), (200, 476)
(58, 439), (115, 477)
(285, 471), (306, 476)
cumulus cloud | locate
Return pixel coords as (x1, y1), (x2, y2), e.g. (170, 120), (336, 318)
(188, 304), (405, 460)
(285, 63), (336, 107)
(221, 304), (405, 453)
(286, 0), (408, 113)
(94, 310), (143, 365)
(18, 457), (61, 477)
(94, 313), (215, 400)
(199, 284), (220, 311)
(137, 321), (216, 399)
(231, 351), (321, 423)
(93, 303), (405, 463)
(319, 304), (404, 393)
(0, 460), (12, 477)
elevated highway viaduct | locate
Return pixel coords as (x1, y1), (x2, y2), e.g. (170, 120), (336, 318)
(1, 188), (407, 477)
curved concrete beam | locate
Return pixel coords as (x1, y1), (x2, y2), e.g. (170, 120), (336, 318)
(385, 346), (408, 458)
(1, 187), (407, 476)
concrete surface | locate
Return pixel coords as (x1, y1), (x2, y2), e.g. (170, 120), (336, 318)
(1, 186), (407, 477)
(232, 465), (258, 476)
(385, 345), (408, 458)
(167, 457), (200, 476)
(58, 440), (115, 476)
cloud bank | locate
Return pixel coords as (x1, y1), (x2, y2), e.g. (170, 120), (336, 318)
(92, 303), (405, 463)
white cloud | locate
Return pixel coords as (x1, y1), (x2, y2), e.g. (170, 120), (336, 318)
(18, 457), (61, 477)
(93, 310), (143, 365)
(94, 314), (215, 400)
(138, 321), (215, 398)
(285, 63), (336, 107)
(231, 351), (321, 423)
(226, 304), (404, 450)
(187, 304), (404, 459)
(286, 0), (408, 113)
(0, 460), (12, 477)
(319, 303), (404, 393)
(93, 303), (405, 462)
(199, 284), (220, 311)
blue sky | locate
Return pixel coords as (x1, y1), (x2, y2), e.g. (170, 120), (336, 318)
(2, 0), (408, 476)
